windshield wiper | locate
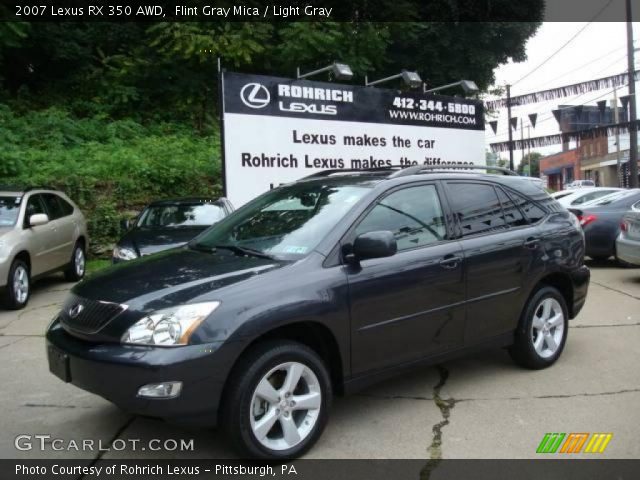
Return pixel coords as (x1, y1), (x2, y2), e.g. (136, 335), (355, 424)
(212, 244), (276, 260)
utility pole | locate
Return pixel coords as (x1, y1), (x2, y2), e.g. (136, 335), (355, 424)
(613, 89), (622, 187)
(506, 84), (514, 171)
(527, 125), (532, 176)
(520, 119), (525, 174)
(626, 0), (638, 187)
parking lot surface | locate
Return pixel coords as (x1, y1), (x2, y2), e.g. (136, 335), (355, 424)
(1, 260), (638, 460)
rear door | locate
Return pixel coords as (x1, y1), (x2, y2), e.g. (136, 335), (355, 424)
(346, 182), (466, 375)
(443, 181), (540, 342)
(40, 193), (72, 268)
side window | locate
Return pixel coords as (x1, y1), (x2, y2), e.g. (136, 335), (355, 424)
(56, 196), (74, 216)
(355, 185), (446, 251)
(446, 183), (506, 237)
(24, 195), (46, 227)
(507, 190), (547, 223)
(496, 187), (527, 227)
(41, 193), (65, 220)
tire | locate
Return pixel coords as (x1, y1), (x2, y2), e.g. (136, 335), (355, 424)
(2, 259), (30, 310)
(589, 255), (609, 262)
(64, 242), (86, 282)
(221, 340), (332, 459)
(509, 286), (569, 369)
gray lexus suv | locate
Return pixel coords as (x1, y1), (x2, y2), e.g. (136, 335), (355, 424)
(0, 186), (88, 309)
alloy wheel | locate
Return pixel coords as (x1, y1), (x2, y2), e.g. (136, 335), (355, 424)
(530, 297), (565, 359)
(249, 361), (322, 451)
(75, 247), (85, 277)
(13, 266), (29, 304)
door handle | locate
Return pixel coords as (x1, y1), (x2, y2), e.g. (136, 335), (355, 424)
(524, 237), (540, 249)
(439, 255), (461, 269)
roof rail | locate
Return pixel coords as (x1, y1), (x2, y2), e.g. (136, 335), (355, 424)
(301, 166), (405, 179)
(24, 186), (59, 192)
(389, 165), (518, 178)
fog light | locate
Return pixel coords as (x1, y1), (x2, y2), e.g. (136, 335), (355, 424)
(137, 381), (182, 399)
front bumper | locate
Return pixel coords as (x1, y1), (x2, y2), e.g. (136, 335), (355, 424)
(616, 235), (640, 266)
(46, 320), (239, 427)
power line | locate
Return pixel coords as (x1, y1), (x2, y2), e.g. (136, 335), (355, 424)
(511, 0), (615, 87)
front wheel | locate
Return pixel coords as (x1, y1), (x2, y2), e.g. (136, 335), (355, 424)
(222, 340), (332, 459)
(3, 259), (30, 310)
(509, 286), (569, 369)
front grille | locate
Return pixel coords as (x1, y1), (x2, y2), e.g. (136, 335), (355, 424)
(59, 294), (127, 334)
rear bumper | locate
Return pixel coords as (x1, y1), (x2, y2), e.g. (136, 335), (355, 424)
(569, 265), (590, 319)
(616, 235), (640, 266)
(46, 320), (240, 427)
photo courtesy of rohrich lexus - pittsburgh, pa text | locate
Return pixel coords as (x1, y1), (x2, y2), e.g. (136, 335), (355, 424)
(1, 1), (639, 479)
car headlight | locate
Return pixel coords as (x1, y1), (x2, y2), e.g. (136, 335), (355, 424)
(122, 302), (220, 346)
(113, 246), (138, 261)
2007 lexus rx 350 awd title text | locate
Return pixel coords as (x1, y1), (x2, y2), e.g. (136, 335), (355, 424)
(46, 166), (590, 459)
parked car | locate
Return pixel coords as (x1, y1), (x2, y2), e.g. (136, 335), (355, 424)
(113, 197), (234, 262)
(616, 201), (640, 266)
(0, 186), (88, 309)
(565, 179), (595, 189)
(46, 166), (589, 459)
(551, 187), (622, 209)
(568, 189), (640, 263)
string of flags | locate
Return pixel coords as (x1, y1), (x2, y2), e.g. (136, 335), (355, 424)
(489, 120), (638, 153)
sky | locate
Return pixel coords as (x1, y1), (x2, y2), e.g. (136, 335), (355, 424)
(484, 22), (640, 166)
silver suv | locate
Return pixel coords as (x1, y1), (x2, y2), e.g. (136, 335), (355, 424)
(0, 187), (88, 309)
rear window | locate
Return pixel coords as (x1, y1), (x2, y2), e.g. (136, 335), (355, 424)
(446, 183), (506, 236)
(505, 190), (548, 223)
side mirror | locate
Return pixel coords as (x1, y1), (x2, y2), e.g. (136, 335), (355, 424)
(351, 231), (397, 262)
(120, 218), (131, 231)
(29, 213), (49, 227)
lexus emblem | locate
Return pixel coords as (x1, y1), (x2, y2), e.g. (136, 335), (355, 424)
(240, 83), (270, 109)
(68, 304), (84, 319)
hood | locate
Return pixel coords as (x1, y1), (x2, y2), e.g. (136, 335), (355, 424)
(73, 248), (285, 310)
(0, 226), (13, 237)
(119, 226), (208, 256)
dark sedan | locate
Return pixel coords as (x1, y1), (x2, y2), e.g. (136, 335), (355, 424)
(113, 197), (234, 262)
(569, 189), (640, 263)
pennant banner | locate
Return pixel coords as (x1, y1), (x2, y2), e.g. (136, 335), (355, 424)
(552, 109), (562, 125)
(597, 100), (607, 116)
(485, 71), (640, 110)
(619, 95), (631, 118)
(489, 120), (498, 134)
(489, 120), (638, 153)
(510, 117), (518, 131)
(528, 113), (537, 129)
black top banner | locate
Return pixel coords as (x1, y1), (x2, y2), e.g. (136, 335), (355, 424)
(222, 72), (484, 131)
(4, 0), (635, 22)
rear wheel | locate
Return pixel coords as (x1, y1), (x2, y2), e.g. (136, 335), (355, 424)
(509, 286), (569, 369)
(3, 259), (30, 310)
(64, 242), (86, 281)
(222, 340), (332, 459)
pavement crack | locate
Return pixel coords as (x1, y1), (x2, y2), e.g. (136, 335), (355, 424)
(77, 416), (135, 480)
(356, 392), (434, 401)
(455, 387), (640, 403)
(420, 365), (456, 480)
(0, 337), (27, 349)
(571, 322), (640, 328)
(23, 403), (93, 409)
(591, 281), (640, 301)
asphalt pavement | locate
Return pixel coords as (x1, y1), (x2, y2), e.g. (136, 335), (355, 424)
(1, 260), (638, 460)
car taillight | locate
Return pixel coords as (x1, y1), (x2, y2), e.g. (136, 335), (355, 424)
(579, 214), (597, 227)
(620, 221), (628, 232)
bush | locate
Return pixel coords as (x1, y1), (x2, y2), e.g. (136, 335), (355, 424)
(0, 104), (223, 257)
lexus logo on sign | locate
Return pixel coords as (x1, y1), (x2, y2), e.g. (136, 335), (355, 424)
(240, 83), (270, 109)
(68, 304), (84, 319)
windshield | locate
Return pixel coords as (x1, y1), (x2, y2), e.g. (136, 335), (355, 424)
(137, 203), (226, 228)
(191, 182), (372, 259)
(0, 196), (21, 227)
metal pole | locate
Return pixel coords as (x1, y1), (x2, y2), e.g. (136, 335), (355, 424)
(528, 125), (532, 176)
(506, 84), (514, 171)
(520, 119), (525, 174)
(626, 0), (638, 188)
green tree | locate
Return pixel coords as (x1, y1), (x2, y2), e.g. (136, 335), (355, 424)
(517, 152), (542, 177)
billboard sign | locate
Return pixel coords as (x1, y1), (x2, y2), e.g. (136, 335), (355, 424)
(221, 72), (485, 206)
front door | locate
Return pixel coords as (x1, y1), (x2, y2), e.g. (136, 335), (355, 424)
(345, 183), (466, 375)
(22, 194), (57, 275)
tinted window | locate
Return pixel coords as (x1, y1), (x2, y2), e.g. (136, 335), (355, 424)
(138, 203), (226, 227)
(57, 196), (74, 216)
(571, 190), (617, 205)
(447, 183), (506, 237)
(41, 194), (65, 220)
(24, 195), (46, 226)
(496, 187), (527, 227)
(355, 185), (446, 251)
(507, 190), (547, 223)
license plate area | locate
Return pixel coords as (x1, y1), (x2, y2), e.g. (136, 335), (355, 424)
(47, 344), (71, 383)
